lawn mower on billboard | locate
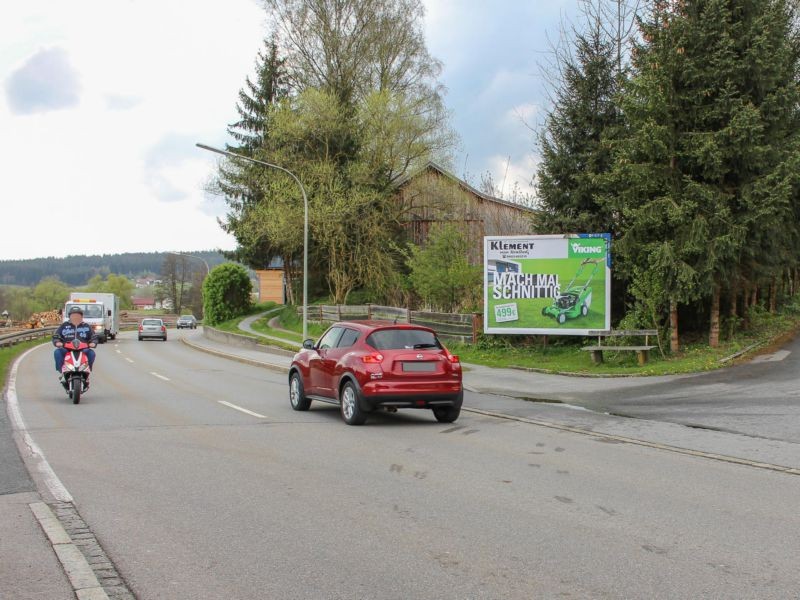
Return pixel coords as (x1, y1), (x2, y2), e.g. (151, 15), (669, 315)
(542, 258), (602, 324)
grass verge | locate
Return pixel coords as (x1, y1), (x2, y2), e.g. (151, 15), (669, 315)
(261, 303), (800, 376)
(1, 339), (48, 387)
(249, 305), (326, 342)
(450, 308), (800, 376)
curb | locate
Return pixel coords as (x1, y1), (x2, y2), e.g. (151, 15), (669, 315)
(29, 502), (109, 600)
(181, 337), (288, 374)
(461, 406), (800, 476)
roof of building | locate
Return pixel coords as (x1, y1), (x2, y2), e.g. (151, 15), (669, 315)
(394, 160), (539, 214)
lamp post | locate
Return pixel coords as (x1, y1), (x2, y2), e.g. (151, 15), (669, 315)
(169, 251), (210, 276)
(196, 143), (309, 340)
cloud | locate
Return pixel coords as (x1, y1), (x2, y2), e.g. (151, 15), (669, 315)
(144, 133), (205, 203)
(5, 47), (81, 114)
(487, 153), (538, 201)
(105, 93), (142, 111)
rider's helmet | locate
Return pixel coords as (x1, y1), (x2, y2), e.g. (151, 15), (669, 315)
(68, 306), (84, 316)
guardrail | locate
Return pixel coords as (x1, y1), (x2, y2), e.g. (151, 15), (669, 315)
(300, 305), (482, 344)
(0, 326), (58, 348)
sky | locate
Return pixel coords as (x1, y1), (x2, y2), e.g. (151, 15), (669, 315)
(2, 0), (578, 261)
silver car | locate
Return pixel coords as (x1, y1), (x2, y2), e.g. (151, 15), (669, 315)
(176, 314), (197, 329)
(138, 318), (167, 341)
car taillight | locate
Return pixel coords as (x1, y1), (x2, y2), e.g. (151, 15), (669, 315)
(361, 353), (384, 363)
(161, 325), (166, 332)
(448, 354), (460, 363)
(138, 324), (143, 331)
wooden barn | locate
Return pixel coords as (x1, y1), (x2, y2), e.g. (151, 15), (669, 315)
(394, 161), (536, 262)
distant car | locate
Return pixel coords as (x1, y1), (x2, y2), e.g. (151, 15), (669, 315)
(288, 321), (463, 425)
(176, 315), (197, 329)
(139, 318), (167, 341)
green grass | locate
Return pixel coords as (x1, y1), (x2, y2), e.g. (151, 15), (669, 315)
(209, 302), (305, 352)
(451, 307), (800, 376)
(1, 339), (49, 386)
(249, 300), (800, 376)
(250, 305), (326, 342)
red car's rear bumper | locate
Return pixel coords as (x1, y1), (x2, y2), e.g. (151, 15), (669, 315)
(360, 380), (463, 408)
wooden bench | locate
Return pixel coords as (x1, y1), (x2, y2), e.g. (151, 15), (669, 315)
(581, 329), (658, 366)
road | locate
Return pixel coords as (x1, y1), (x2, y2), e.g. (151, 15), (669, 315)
(12, 331), (800, 599)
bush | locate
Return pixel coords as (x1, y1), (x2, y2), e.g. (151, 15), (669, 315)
(202, 264), (253, 325)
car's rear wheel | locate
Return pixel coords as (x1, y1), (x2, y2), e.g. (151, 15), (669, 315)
(581, 304), (588, 317)
(557, 313), (566, 324)
(289, 372), (311, 411)
(340, 381), (367, 425)
(433, 405), (460, 423)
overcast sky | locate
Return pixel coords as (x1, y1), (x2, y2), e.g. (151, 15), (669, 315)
(3, 0), (577, 261)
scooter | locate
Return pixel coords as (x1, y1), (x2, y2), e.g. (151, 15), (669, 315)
(60, 339), (91, 404)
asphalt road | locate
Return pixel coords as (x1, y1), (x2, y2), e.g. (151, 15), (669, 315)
(574, 335), (800, 443)
(13, 331), (800, 599)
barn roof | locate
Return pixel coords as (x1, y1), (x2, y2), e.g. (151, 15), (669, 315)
(394, 160), (538, 214)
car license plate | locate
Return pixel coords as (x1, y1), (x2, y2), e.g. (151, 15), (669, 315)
(402, 362), (436, 372)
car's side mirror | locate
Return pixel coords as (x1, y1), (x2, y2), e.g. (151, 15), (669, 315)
(303, 339), (315, 350)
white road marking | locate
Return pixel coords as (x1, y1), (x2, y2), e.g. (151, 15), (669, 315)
(115, 349), (121, 354)
(150, 372), (170, 381)
(752, 350), (791, 363)
(125, 357), (134, 363)
(6, 345), (73, 503)
(218, 401), (267, 419)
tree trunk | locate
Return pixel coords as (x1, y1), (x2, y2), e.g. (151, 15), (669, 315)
(769, 278), (777, 313)
(728, 280), (738, 339)
(751, 286), (758, 308)
(709, 284), (721, 348)
(742, 285), (750, 328)
(669, 298), (679, 353)
(283, 255), (295, 305)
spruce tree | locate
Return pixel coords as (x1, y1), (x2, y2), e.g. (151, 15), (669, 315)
(535, 23), (622, 236)
(213, 36), (295, 294)
(612, 0), (800, 349)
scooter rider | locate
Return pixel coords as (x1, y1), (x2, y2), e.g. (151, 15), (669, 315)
(53, 306), (98, 376)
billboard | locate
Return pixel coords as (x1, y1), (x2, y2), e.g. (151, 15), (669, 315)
(484, 234), (611, 335)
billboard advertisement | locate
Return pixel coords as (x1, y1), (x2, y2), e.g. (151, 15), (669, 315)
(484, 234), (611, 335)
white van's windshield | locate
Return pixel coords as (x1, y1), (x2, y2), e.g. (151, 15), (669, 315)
(67, 304), (104, 319)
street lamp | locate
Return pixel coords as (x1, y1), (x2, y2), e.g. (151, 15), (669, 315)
(195, 143), (309, 340)
(169, 251), (210, 276)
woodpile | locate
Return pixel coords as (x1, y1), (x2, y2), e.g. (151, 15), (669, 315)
(24, 310), (63, 328)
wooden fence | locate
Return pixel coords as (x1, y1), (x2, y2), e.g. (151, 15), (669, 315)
(301, 305), (482, 344)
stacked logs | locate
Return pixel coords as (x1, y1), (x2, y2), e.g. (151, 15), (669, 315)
(25, 310), (63, 328)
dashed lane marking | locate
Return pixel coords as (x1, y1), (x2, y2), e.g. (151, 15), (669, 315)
(125, 358), (134, 363)
(218, 400), (267, 419)
(150, 372), (170, 381)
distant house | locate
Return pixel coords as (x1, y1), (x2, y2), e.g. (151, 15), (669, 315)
(254, 257), (286, 305)
(394, 161), (537, 262)
(132, 297), (155, 310)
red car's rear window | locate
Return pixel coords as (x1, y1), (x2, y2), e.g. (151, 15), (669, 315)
(366, 328), (441, 350)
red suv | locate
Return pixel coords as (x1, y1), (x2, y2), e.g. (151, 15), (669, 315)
(288, 321), (463, 425)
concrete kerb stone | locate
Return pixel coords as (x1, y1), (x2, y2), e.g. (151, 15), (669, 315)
(29, 502), (110, 600)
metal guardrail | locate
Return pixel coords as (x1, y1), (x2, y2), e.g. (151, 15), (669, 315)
(300, 304), (482, 344)
(0, 326), (58, 348)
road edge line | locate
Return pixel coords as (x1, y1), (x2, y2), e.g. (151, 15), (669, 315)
(462, 406), (800, 476)
(5, 344), (73, 502)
